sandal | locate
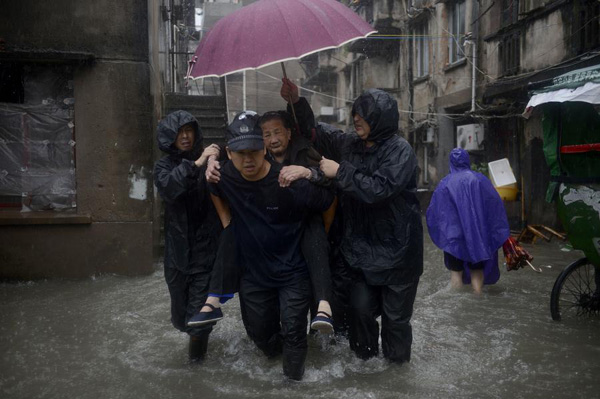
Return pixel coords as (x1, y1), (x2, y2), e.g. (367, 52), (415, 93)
(310, 311), (334, 334)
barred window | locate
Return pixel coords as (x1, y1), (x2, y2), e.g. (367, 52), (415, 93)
(448, 0), (466, 64)
(414, 23), (430, 78)
(498, 32), (521, 76)
(576, 0), (600, 54)
(0, 64), (76, 212)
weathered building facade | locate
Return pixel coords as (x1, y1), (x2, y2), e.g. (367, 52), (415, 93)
(0, 1), (157, 278)
(304, 0), (600, 228)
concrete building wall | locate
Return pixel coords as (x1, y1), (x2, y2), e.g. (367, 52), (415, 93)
(521, 12), (567, 72)
(0, 0), (154, 279)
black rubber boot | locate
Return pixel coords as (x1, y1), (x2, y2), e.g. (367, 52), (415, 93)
(188, 333), (209, 362)
(282, 347), (306, 381)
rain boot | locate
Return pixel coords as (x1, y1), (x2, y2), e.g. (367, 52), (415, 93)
(188, 333), (209, 362)
(282, 346), (306, 381)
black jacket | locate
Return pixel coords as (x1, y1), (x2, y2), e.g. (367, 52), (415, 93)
(264, 119), (330, 186)
(153, 111), (221, 274)
(292, 93), (423, 284)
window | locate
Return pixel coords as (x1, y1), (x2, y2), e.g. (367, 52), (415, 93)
(499, 32), (520, 76)
(0, 64), (76, 212)
(448, 0), (466, 64)
(414, 23), (430, 78)
(576, 0), (600, 54)
(352, 59), (363, 99)
(501, 0), (519, 27)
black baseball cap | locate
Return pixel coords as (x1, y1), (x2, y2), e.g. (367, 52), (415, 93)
(226, 111), (264, 151)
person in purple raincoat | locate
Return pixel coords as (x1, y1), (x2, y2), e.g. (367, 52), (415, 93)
(426, 148), (510, 294)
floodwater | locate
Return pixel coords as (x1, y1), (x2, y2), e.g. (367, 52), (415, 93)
(1, 234), (599, 399)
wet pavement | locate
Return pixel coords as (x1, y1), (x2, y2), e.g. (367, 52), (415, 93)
(1, 228), (599, 399)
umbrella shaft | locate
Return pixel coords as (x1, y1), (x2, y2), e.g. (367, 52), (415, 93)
(280, 62), (299, 128)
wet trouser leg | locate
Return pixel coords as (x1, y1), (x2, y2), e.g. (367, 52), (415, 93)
(279, 277), (311, 380)
(164, 267), (213, 359)
(348, 271), (419, 362)
(301, 214), (332, 304)
(348, 275), (381, 360)
(330, 249), (351, 335)
(239, 276), (311, 380)
(238, 279), (282, 358)
(208, 225), (240, 298)
(380, 278), (419, 363)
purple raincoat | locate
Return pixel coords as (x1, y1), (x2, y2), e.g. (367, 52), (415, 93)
(426, 148), (510, 284)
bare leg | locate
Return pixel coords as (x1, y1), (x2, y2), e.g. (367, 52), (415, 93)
(201, 296), (221, 312)
(317, 300), (332, 316)
(470, 269), (484, 295)
(450, 271), (463, 290)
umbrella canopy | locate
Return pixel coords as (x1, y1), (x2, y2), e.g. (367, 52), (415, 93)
(187, 0), (376, 79)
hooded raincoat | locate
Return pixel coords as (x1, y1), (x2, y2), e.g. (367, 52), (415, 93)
(154, 111), (221, 339)
(154, 111), (221, 275)
(291, 89), (423, 362)
(293, 90), (423, 285)
(426, 148), (510, 284)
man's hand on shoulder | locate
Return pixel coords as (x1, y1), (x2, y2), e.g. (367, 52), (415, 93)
(205, 156), (221, 183)
(319, 157), (339, 179)
(195, 144), (220, 167)
(278, 165), (311, 187)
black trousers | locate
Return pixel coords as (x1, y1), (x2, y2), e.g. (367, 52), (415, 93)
(239, 276), (312, 380)
(329, 248), (352, 334)
(444, 252), (485, 271)
(302, 213), (332, 303)
(208, 225), (240, 296)
(348, 271), (419, 362)
(210, 218), (331, 306)
(164, 266), (213, 339)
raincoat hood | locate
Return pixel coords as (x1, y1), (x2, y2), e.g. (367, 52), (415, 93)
(351, 89), (399, 143)
(449, 148), (471, 173)
(157, 110), (202, 157)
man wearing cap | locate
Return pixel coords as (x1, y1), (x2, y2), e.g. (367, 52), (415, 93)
(198, 111), (333, 380)
(198, 110), (337, 333)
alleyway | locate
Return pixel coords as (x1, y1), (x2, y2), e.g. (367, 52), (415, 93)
(1, 227), (599, 399)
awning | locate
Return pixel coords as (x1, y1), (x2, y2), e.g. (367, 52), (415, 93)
(523, 65), (600, 118)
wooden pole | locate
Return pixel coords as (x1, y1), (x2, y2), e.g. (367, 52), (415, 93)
(280, 62), (299, 128)
(521, 173), (526, 229)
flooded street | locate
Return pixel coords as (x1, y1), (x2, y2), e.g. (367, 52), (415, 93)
(2, 230), (599, 399)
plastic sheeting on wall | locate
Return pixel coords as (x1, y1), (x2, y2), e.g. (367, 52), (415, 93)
(0, 103), (76, 211)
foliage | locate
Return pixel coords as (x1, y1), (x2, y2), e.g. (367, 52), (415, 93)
(471, 162), (489, 177)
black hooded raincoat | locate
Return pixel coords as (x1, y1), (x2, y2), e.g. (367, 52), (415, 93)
(154, 111), (221, 275)
(293, 91), (423, 285)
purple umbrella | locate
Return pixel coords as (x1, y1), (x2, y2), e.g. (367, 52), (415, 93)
(186, 0), (376, 79)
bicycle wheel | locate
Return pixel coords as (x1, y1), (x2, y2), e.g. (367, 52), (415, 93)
(550, 257), (600, 321)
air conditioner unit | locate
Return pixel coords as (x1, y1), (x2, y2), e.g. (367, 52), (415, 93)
(456, 124), (484, 151)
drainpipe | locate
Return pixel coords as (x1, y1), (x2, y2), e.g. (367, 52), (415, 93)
(242, 70), (247, 111)
(470, 0), (480, 113)
(471, 38), (477, 112)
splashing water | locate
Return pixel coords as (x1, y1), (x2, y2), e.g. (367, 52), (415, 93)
(1, 238), (599, 399)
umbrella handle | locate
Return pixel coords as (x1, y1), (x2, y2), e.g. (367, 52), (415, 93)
(185, 56), (198, 88)
(280, 62), (300, 130)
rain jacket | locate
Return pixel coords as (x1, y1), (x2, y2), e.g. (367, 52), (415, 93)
(292, 91), (423, 285)
(154, 111), (221, 274)
(426, 148), (510, 284)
